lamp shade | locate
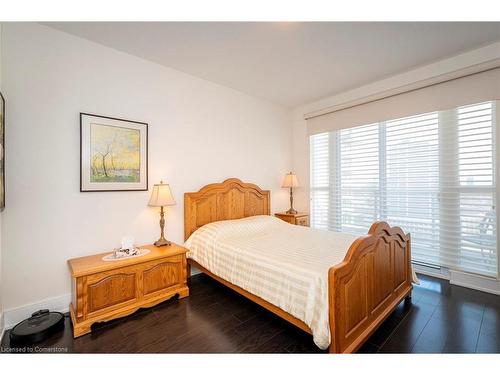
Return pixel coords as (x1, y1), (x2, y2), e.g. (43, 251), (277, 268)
(281, 172), (299, 188)
(148, 182), (176, 207)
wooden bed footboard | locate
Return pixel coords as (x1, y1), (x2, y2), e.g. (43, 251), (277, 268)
(328, 221), (412, 353)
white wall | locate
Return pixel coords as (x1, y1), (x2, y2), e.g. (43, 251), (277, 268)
(1, 23), (292, 318)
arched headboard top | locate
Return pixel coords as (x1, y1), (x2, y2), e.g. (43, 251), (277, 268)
(184, 178), (271, 240)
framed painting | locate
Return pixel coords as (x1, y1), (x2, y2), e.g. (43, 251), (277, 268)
(0, 92), (4, 211)
(80, 113), (148, 192)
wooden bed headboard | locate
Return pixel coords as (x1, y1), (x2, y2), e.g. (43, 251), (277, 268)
(184, 178), (271, 240)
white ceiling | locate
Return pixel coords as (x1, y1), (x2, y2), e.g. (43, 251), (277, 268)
(44, 22), (500, 107)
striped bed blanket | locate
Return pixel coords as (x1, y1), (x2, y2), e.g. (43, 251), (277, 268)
(184, 215), (359, 349)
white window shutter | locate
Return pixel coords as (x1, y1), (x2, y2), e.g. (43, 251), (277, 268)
(310, 101), (498, 278)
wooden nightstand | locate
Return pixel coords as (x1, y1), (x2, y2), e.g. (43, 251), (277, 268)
(275, 212), (310, 227)
(68, 243), (189, 338)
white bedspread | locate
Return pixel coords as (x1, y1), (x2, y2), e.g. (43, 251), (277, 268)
(184, 215), (358, 349)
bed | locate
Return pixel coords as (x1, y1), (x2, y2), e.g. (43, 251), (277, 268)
(184, 178), (413, 353)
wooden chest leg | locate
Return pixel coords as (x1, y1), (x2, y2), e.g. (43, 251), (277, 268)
(72, 322), (92, 338)
(178, 286), (190, 299)
(70, 304), (92, 338)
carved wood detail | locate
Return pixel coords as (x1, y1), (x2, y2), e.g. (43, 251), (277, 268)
(329, 221), (412, 353)
(76, 278), (84, 318)
(184, 178), (270, 240)
(143, 261), (181, 295)
(88, 273), (137, 313)
(370, 239), (393, 312)
(343, 258), (368, 336)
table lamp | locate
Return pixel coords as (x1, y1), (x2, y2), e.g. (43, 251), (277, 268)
(148, 181), (176, 246)
(282, 172), (299, 214)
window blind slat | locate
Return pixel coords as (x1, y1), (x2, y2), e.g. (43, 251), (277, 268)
(310, 101), (498, 277)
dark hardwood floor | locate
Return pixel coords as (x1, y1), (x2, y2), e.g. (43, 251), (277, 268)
(1, 273), (499, 353)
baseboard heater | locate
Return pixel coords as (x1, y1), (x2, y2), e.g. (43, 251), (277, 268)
(412, 261), (500, 295)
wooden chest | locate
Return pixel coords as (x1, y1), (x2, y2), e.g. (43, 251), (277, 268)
(68, 243), (189, 337)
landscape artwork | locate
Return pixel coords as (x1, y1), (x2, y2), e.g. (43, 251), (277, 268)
(90, 124), (140, 183)
(80, 113), (148, 192)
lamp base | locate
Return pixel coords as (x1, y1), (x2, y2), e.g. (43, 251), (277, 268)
(154, 238), (172, 247)
(286, 208), (298, 215)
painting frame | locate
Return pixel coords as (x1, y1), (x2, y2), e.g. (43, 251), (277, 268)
(80, 113), (148, 192)
(0, 91), (5, 211)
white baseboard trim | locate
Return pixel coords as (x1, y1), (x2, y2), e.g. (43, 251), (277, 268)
(450, 270), (500, 296)
(3, 293), (71, 330)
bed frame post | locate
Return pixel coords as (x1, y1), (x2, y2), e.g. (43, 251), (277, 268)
(328, 222), (412, 353)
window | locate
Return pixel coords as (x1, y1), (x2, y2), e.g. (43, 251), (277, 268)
(310, 101), (497, 277)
